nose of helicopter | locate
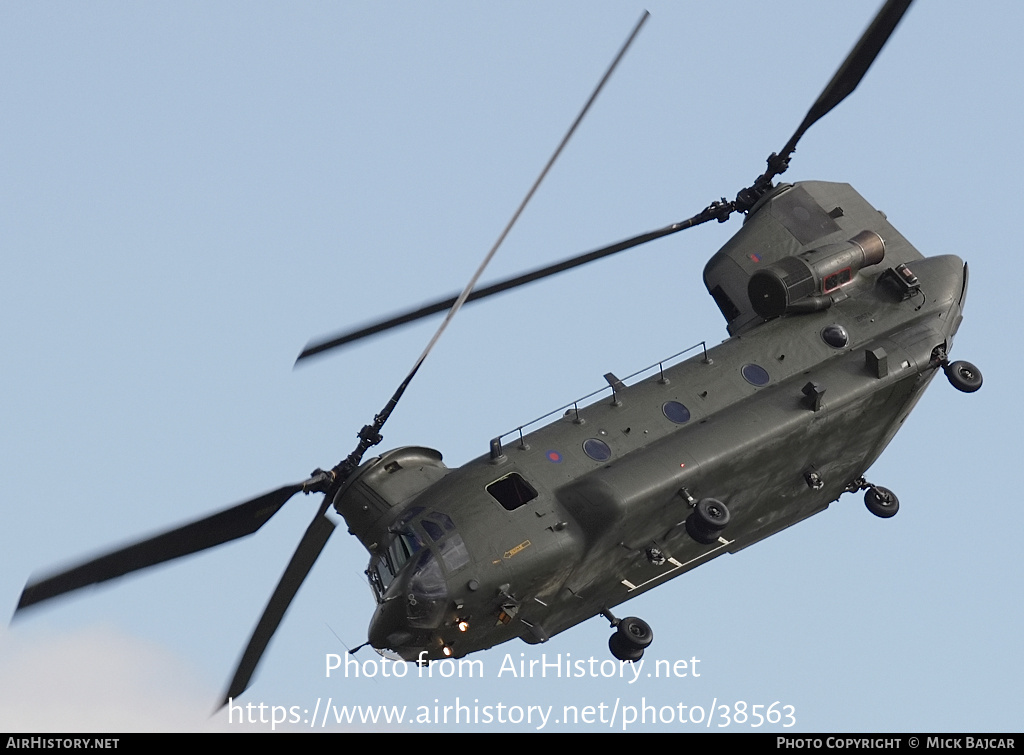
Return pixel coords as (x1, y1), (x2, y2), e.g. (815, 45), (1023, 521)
(368, 596), (417, 650)
(367, 596), (452, 662)
(367, 547), (452, 660)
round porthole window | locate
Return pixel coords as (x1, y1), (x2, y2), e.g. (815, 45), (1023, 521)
(821, 324), (849, 348)
(662, 401), (691, 424)
(582, 438), (612, 462)
(741, 363), (770, 386)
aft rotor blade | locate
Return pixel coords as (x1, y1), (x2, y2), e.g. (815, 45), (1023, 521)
(221, 500), (336, 705)
(16, 482), (306, 612)
(779, 0), (913, 166)
(297, 211), (714, 363)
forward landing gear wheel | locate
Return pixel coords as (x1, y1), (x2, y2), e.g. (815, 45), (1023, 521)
(608, 616), (653, 662)
(944, 360), (983, 393)
(686, 497), (730, 544)
(864, 486), (899, 518)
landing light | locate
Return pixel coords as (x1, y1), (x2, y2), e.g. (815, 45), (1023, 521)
(442, 645), (453, 657)
(457, 620), (469, 633)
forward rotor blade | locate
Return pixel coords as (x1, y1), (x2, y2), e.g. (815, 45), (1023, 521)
(16, 482), (306, 613)
(297, 211), (714, 363)
(398, 11), (649, 386)
(299, 12), (648, 368)
(221, 500), (336, 705)
(319, 12), (650, 466)
(780, 0), (913, 163)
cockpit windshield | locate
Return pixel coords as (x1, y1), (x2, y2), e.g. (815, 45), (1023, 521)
(366, 507), (468, 603)
(420, 511), (469, 573)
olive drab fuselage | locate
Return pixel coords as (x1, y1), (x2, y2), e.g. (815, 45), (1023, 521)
(336, 180), (969, 662)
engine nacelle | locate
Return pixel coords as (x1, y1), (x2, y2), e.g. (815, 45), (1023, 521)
(747, 230), (885, 318)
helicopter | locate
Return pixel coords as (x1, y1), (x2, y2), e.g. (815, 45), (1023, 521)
(9, 0), (986, 711)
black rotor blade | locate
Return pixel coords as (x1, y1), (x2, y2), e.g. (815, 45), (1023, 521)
(779, 0), (913, 166)
(297, 11), (649, 368)
(296, 210), (717, 364)
(16, 482), (306, 613)
(221, 500), (336, 705)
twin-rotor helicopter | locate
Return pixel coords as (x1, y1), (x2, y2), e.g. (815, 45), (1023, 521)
(14, 0), (982, 705)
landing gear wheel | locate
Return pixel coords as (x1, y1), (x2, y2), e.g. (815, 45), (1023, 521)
(608, 616), (653, 662)
(617, 616), (653, 649)
(944, 360), (983, 393)
(609, 632), (644, 662)
(864, 486), (899, 518)
(686, 497), (730, 544)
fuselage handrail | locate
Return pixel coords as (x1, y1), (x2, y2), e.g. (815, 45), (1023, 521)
(492, 340), (709, 449)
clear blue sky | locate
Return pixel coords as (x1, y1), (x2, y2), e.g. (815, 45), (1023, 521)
(1, 0), (1020, 732)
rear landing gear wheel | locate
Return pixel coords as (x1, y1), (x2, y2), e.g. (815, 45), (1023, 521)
(944, 360), (983, 393)
(864, 486), (899, 518)
(617, 616), (653, 649)
(609, 632), (644, 662)
(608, 616), (653, 662)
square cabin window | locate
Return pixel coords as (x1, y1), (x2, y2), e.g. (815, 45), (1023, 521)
(487, 472), (538, 511)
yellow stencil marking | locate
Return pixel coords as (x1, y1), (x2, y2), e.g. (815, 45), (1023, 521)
(503, 540), (532, 559)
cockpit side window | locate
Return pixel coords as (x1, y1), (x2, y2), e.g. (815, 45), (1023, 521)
(388, 530), (422, 575)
